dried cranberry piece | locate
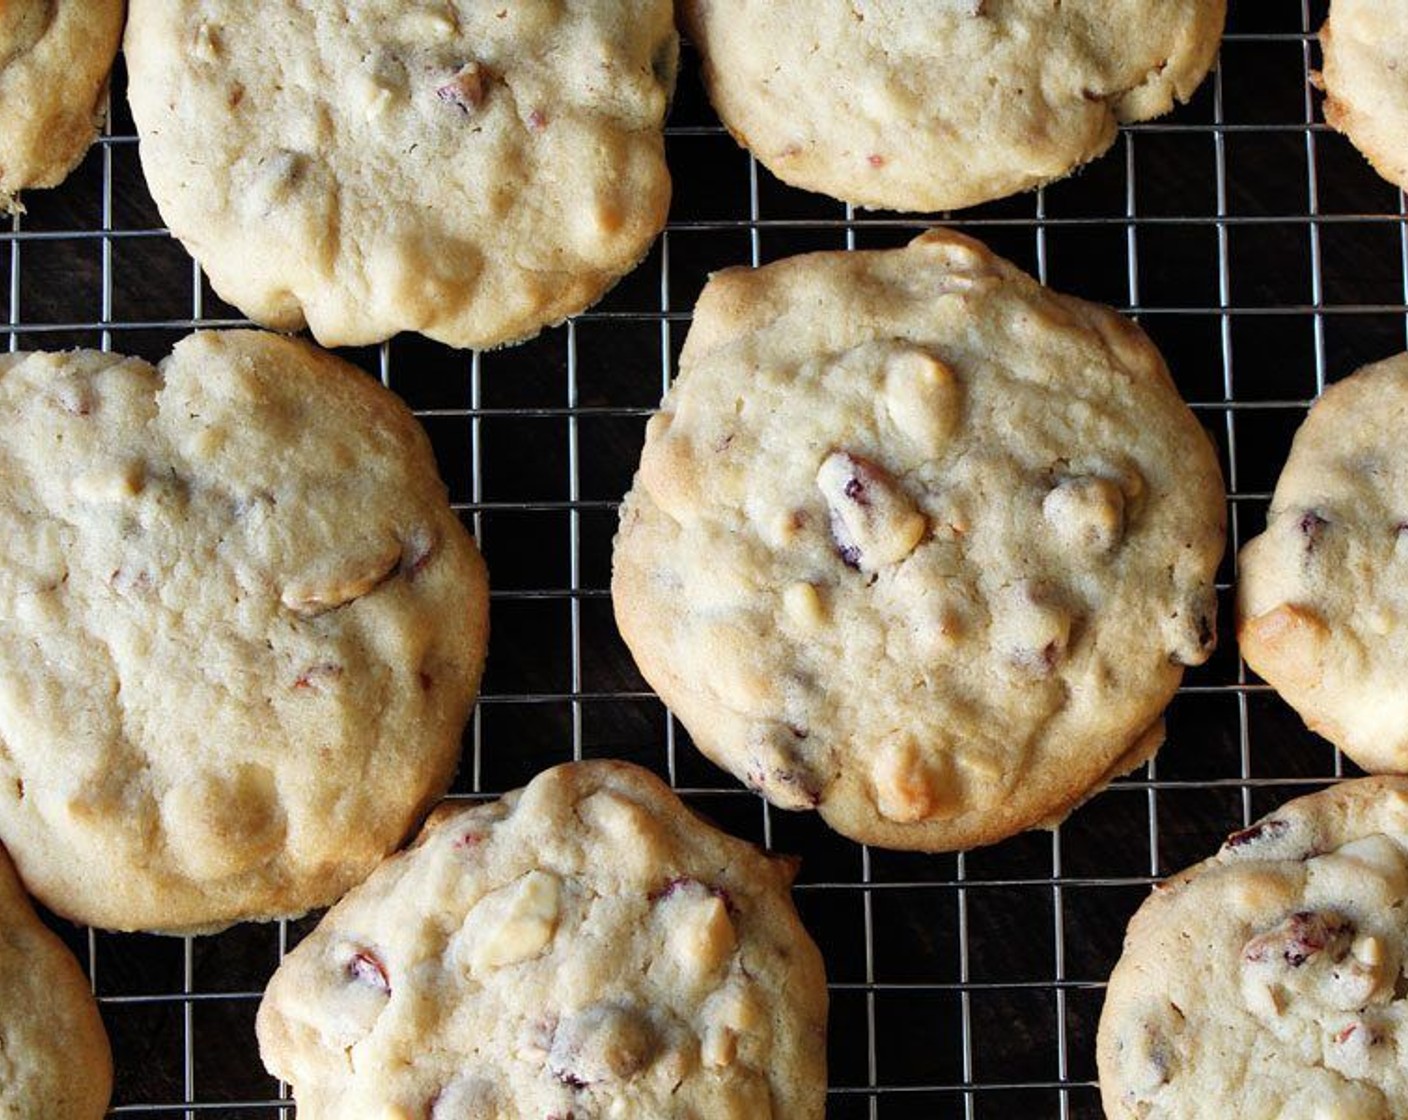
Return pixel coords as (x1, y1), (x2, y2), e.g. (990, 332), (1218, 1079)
(437, 62), (489, 113)
(293, 662), (343, 690)
(1298, 510), (1329, 552)
(1243, 910), (1353, 968)
(1224, 817), (1289, 850)
(346, 949), (390, 993)
(400, 526), (438, 579)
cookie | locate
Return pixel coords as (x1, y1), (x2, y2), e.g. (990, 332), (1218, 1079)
(1237, 354), (1408, 772)
(1318, 0), (1408, 191)
(0, 0), (125, 212)
(679, 0), (1225, 213)
(612, 229), (1226, 852)
(0, 845), (111, 1118)
(123, 1), (676, 350)
(1098, 777), (1408, 1119)
(256, 760), (828, 1119)
(0, 330), (488, 933)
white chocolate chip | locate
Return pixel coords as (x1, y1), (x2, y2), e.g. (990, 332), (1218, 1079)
(192, 21), (220, 62)
(1351, 935), (1384, 969)
(871, 735), (947, 823)
(462, 870), (562, 973)
(883, 348), (962, 455)
(782, 582), (826, 630)
(72, 462), (144, 503)
(400, 4), (458, 38)
(664, 891), (736, 981)
(577, 791), (668, 883)
(701, 1024), (738, 1068)
(991, 581), (1073, 677)
(350, 72), (395, 122)
(1042, 476), (1126, 554)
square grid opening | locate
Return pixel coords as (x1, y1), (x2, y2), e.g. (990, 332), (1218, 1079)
(2, 3), (1394, 1117)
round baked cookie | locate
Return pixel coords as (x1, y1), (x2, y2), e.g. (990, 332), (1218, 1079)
(0, 0), (125, 212)
(0, 846), (111, 1118)
(256, 760), (828, 1119)
(0, 330), (489, 933)
(1098, 777), (1408, 1119)
(124, 1), (677, 349)
(1238, 355), (1408, 772)
(680, 0), (1225, 213)
(1318, 0), (1408, 191)
(612, 230), (1226, 851)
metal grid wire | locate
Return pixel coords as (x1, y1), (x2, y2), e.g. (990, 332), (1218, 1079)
(1, 2), (1398, 1116)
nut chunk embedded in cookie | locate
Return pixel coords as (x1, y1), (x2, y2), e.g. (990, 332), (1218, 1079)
(1238, 352), (1408, 772)
(1098, 777), (1408, 1119)
(613, 228), (1225, 852)
(255, 761), (828, 1120)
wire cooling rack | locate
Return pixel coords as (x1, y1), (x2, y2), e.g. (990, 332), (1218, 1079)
(3, 2), (1398, 1116)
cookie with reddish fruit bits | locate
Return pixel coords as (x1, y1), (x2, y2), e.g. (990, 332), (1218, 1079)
(255, 760), (827, 1119)
(1238, 354), (1408, 772)
(1098, 777), (1408, 1119)
(0, 0), (124, 212)
(0, 844), (111, 1118)
(612, 229), (1226, 852)
(123, 0), (676, 349)
(679, 0), (1225, 212)
(0, 331), (488, 932)
(1317, 0), (1408, 191)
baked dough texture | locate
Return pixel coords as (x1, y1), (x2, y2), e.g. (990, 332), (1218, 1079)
(1099, 777), (1408, 1120)
(256, 760), (828, 1120)
(1319, 0), (1408, 191)
(0, 846), (111, 1118)
(680, 0), (1226, 212)
(613, 230), (1226, 851)
(1238, 353), (1408, 772)
(0, 330), (489, 933)
(0, 0), (124, 212)
(124, 0), (677, 349)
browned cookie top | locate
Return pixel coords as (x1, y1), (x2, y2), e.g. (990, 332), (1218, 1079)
(0, 331), (488, 932)
(256, 761), (828, 1120)
(681, 0), (1225, 211)
(614, 229), (1226, 851)
(1099, 777), (1408, 1119)
(1238, 353), (1408, 771)
(0, 0), (124, 211)
(124, 0), (677, 349)
(0, 844), (112, 1118)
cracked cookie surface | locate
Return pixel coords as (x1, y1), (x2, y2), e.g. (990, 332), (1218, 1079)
(0, 845), (111, 1118)
(1098, 777), (1408, 1120)
(1318, 0), (1408, 192)
(0, 330), (488, 932)
(679, 0), (1225, 212)
(612, 229), (1226, 851)
(256, 760), (827, 1120)
(0, 0), (124, 212)
(1237, 354), (1408, 771)
(123, 0), (676, 349)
